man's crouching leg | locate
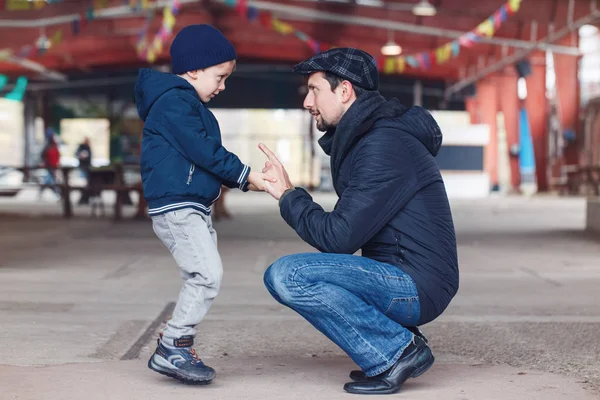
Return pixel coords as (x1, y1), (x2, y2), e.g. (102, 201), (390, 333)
(263, 253), (434, 395)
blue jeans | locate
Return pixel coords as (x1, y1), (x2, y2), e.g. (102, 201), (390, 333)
(263, 252), (421, 377)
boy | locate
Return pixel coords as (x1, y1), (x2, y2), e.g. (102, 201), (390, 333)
(134, 24), (273, 385)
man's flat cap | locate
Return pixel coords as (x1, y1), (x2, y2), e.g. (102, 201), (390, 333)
(293, 47), (378, 91)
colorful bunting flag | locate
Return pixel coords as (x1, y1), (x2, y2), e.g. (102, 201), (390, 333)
(0, 49), (13, 62)
(380, 0), (524, 75)
(136, 0), (181, 63)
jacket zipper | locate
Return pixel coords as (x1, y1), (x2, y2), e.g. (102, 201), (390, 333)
(186, 164), (195, 185)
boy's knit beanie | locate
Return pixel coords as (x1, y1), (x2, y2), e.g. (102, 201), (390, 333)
(170, 24), (237, 74)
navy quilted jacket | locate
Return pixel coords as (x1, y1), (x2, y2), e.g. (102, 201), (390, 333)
(134, 69), (250, 216)
(279, 92), (459, 325)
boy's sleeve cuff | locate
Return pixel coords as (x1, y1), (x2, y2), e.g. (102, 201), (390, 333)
(238, 164), (251, 192)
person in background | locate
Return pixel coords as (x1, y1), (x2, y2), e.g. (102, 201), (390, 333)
(38, 135), (61, 200)
(75, 137), (93, 205)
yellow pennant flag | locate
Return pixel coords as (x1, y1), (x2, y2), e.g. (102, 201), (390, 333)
(435, 43), (452, 64)
(272, 19), (295, 35)
(50, 30), (63, 47)
(6, 0), (30, 11)
(147, 49), (156, 63)
(163, 7), (176, 30)
(153, 36), (163, 54)
(0, 49), (14, 61)
(94, 0), (109, 9)
(383, 58), (395, 74)
(509, 0), (522, 12)
(477, 19), (495, 37)
(33, 0), (46, 10)
(396, 57), (406, 73)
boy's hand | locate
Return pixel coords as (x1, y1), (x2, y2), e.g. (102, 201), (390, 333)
(247, 170), (276, 191)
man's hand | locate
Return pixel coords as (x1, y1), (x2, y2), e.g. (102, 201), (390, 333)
(258, 143), (294, 200)
(247, 170), (277, 191)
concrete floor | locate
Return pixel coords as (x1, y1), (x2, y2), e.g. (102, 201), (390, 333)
(0, 190), (599, 399)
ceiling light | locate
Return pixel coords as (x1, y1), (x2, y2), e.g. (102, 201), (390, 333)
(381, 41), (402, 56)
(412, 0), (437, 17)
(381, 29), (402, 56)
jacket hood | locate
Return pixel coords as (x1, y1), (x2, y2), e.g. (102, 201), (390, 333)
(134, 68), (198, 121)
(372, 99), (442, 157)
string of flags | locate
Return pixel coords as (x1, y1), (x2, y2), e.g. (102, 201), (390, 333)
(0, 0), (154, 62)
(221, 0), (327, 55)
(2, 0), (523, 76)
(136, 0), (180, 63)
(379, 0), (524, 74)
(137, 0), (329, 63)
(5, 0), (64, 11)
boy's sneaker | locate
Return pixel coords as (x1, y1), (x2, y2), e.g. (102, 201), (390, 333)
(147, 335), (215, 385)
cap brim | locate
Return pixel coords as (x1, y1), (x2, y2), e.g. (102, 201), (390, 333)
(293, 61), (324, 75)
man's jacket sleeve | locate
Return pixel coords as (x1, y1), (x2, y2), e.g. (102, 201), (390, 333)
(279, 134), (420, 254)
(157, 94), (251, 191)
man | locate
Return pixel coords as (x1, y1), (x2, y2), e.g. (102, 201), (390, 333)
(75, 137), (92, 175)
(75, 137), (92, 205)
(259, 48), (459, 395)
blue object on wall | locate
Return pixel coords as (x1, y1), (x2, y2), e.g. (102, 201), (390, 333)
(519, 107), (536, 183)
(3, 76), (28, 102)
(0, 74), (7, 92)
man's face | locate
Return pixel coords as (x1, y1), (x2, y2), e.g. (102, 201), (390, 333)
(186, 60), (236, 103)
(303, 72), (345, 132)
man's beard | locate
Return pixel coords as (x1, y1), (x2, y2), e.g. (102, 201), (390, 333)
(316, 116), (336, 132)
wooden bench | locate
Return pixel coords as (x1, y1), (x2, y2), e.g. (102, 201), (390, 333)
(554, 165), (600, 196)
(12, 165), (148, 220)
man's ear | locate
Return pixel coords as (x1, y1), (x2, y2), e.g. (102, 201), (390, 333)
(340, 80), (355, 103)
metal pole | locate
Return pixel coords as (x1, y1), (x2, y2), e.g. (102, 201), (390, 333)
(0, 0), (581, 55)
(413, 80), (423, 107)
(23, 92), (36, 180)
(0, 0), (201, 27)
(6, 56), (67, 82)
(246, 0), (582, 55)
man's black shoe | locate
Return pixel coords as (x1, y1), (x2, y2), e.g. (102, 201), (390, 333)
(343, 336), (434, 395)
(349, 327), (429, 382)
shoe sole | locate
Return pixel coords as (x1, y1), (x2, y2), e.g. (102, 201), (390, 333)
(344, 349), (435, 395)
(148, 358), (215, 385)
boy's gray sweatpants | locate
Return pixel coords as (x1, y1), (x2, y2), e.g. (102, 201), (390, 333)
(151, 207), (223, 341)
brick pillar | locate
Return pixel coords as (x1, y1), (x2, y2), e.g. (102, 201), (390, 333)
(553, 33), (581, 167)
(497, 71), (521, 191)
(524, 52), (549, 192)
(465, 96), (479, 124)
(476, 77), (499, 190)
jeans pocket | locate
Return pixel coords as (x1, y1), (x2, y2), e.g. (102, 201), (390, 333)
(384, 296), (420, 326)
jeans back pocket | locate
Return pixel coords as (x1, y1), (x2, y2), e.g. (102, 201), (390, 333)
(384, 296), (420, 326)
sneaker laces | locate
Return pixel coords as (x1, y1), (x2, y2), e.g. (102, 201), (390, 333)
(187, 348), (205, 365)
(157, 334), (202, 364)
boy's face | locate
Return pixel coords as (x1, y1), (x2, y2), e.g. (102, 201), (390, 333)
(184, 60), (236, 103)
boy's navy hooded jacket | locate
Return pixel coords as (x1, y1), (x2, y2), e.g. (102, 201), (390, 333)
(134, 69), (250, 216)
(279, 92), (459, 325)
